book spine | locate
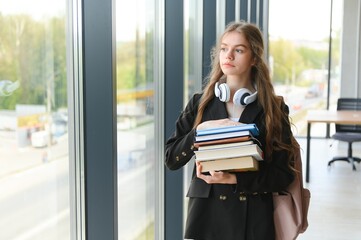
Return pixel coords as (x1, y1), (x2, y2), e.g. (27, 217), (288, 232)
(196, 124), (259, 136)
(195, 147), (263, 161)
(195, 130), (252, 142)
(199, 156), (259, 172)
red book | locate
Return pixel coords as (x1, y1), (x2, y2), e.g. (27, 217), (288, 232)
(193, 136), (252, 148)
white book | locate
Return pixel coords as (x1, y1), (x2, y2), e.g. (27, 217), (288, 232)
(198, 156), (259, 172)
(195, 143), (263, 161)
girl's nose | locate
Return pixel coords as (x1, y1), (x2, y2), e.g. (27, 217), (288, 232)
(226, 51), (233, 60)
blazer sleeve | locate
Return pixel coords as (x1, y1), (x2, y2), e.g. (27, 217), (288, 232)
(164, 94), (201, 170)
(234, 102), (295, 193)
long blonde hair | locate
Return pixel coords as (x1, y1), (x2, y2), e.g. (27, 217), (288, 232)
(194, 21), (298, 161)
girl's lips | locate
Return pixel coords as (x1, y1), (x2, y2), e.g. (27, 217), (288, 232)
(222, 63), (234, 67)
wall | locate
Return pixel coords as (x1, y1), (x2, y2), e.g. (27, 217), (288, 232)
(341, 0), (361, 97)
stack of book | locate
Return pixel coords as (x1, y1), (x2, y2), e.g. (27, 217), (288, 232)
(194, 123), (263, 172)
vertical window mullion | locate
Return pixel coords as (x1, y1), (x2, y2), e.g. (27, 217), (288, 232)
(82, 0), (117, 239)
(164, 0), (184, 239)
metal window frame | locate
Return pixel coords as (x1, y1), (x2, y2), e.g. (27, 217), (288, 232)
(83, 0), (118, 239)
(155, 0), (165, 239)
(164, 0), (185, 239)
(67, 0), (86, 238)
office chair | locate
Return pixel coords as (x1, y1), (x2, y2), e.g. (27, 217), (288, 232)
(328, 98), (361, 170)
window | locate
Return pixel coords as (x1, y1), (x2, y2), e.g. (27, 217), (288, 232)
(116, 0), (162, 238)
(0, 0), (70, 239)
(269, 0), (343, 137)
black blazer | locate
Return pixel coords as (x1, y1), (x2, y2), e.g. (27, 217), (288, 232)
(165, 93), (294, 240)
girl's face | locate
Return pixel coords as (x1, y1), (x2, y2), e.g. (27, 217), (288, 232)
(219, 31), (254, 80)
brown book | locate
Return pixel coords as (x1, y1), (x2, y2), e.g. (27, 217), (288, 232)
(194, 143), (263, 161)
(198, 156), (259, 172)
(194, 136), (252, 148)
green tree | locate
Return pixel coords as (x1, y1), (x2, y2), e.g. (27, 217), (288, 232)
(117, 40), (146, 91)
(297, 46), (328, 69)
(0, 14), (67, 110)
(270, 38), (335, 86)
(270, 38), (304, 85)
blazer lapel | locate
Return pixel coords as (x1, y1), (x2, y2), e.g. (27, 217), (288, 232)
(202, 97), (228, 121)
(240, 100), (263, 123)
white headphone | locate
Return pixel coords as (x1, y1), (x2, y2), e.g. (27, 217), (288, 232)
(214, 82), (258, 106)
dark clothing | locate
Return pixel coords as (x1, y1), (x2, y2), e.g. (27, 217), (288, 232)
(165, 93), (295, 240)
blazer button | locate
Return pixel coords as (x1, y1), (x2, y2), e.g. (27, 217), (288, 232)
(239, 194), (247, 201)
(176, 156), (180, 161)
(181, 152), (187, 156)
(219, 195), (227, 201)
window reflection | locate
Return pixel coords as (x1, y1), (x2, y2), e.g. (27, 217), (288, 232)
(116, 0), (156, 239)
(0, 0), (69, 239)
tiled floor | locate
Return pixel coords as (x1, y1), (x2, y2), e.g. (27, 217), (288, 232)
(296, 137), (361, 240)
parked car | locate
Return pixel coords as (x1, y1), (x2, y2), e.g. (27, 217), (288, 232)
(305, 83), (324, 98)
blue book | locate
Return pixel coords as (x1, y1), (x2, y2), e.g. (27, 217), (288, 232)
(196, 123), (259, 137)
(195, 130), (254, 142)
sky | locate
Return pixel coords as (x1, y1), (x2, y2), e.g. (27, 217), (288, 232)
(116, 0), (147, 41)
(0, 0), (65, 20)
(0, 0), (342, 42)
(269, 0), (342, 41)
(0, 0), (142, 42)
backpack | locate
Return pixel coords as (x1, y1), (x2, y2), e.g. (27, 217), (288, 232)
(273, 144), (311, 240)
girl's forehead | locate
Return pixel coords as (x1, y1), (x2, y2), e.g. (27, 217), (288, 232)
(221, 31), (249, 47)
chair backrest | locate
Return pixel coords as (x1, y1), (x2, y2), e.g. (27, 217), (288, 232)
(336, 98), (361, 133)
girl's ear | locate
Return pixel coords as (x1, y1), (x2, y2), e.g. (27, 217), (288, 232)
(252, 57), (257, 65)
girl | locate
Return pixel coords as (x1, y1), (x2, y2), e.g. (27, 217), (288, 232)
(165, 21), (298, 240)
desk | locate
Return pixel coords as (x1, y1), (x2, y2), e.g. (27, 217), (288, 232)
(306, 110), (361, 182)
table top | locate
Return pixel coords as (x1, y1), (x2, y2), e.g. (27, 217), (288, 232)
(307, 110), (361, 124)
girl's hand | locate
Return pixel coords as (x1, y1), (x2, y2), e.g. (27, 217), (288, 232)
(196, 161), (237, 184)
(196, 118), (241, 131)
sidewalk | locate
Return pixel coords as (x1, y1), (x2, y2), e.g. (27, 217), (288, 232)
(0, 131), (68, 179)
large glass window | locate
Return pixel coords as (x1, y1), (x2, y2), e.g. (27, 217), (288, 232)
(116, 0), (160, 239)
(0, 0), (70, 239)
(269, 0), (343, 137)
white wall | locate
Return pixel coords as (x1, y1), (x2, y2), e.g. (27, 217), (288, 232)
(341, 0), (361, 97)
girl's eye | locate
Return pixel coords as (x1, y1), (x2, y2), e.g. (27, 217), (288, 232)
(235, 49), (243, 53)
(220, 47), (227, 52)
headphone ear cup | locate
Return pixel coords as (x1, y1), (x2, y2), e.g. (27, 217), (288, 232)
(245, 91), (258, 105)
(218, 83), (230, 102)
(214, 82), (230, 102)
(233, 88), (253, 106)
(214, 82), (221, 97)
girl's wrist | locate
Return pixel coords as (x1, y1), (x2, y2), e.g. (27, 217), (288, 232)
(226, 173), (237, 184)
